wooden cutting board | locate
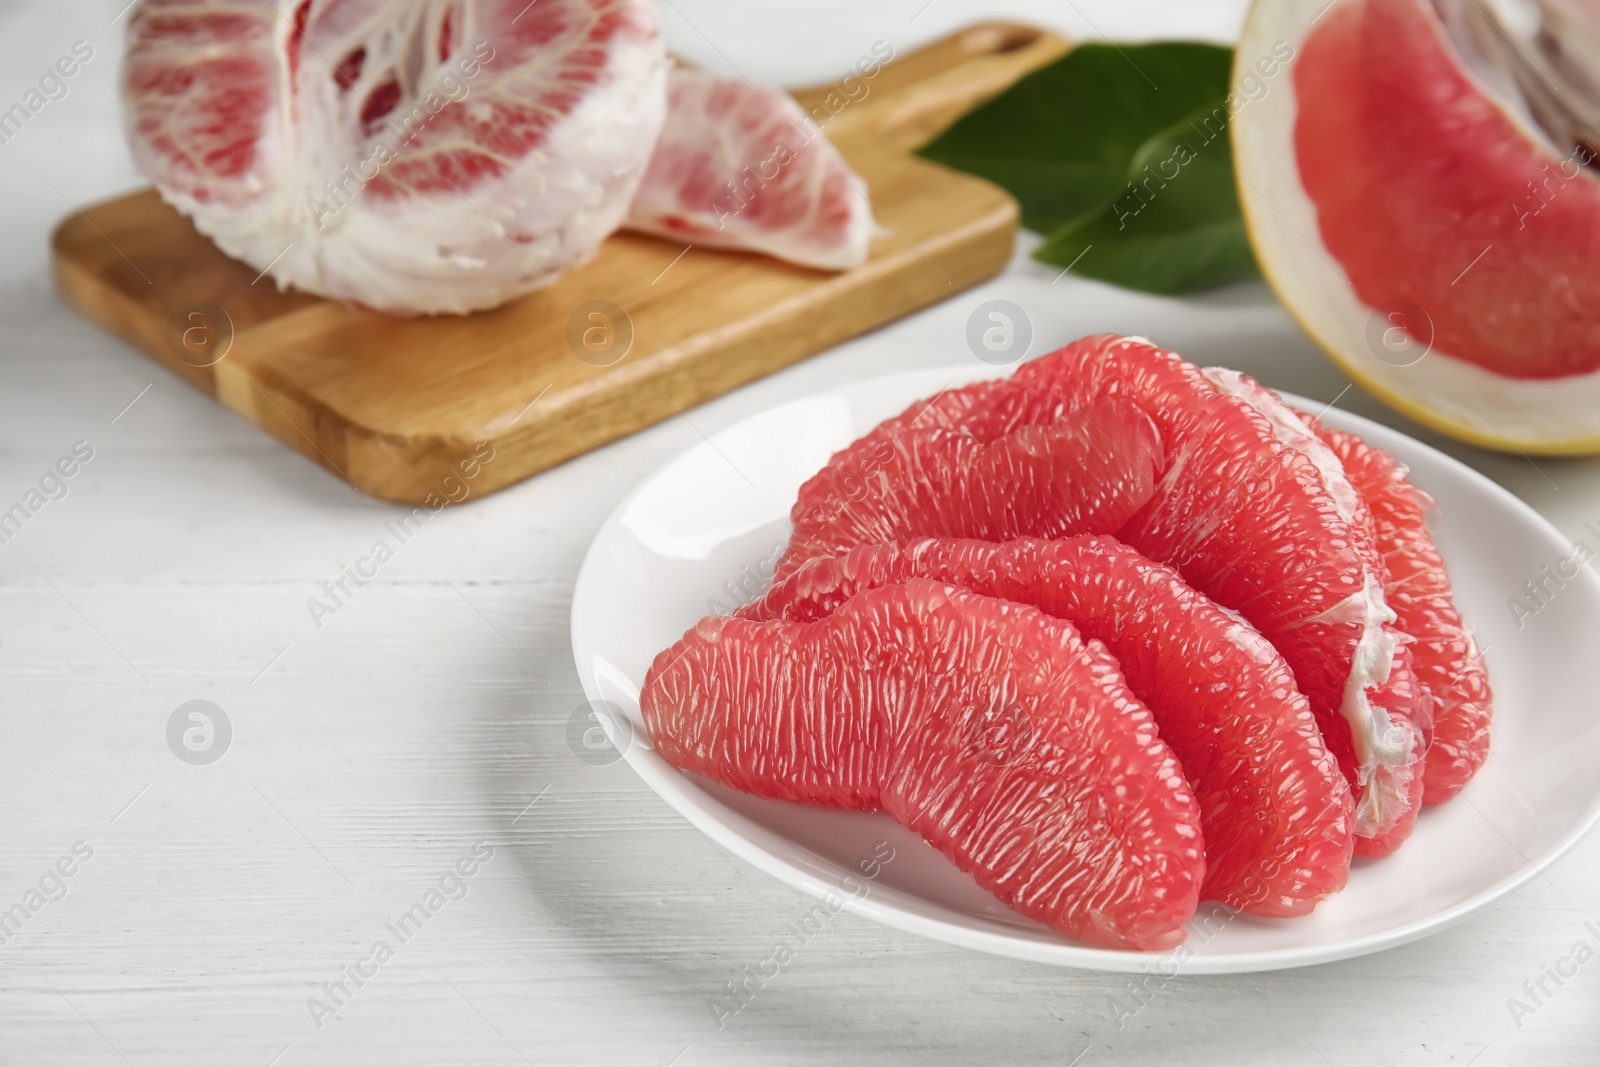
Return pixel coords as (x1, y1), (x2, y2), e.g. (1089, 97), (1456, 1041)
(51, 23), (1068, 505)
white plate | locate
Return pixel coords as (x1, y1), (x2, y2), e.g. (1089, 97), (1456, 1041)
(570, 365), (1600, 974)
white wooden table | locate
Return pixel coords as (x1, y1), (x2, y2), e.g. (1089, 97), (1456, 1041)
(2, 2), (1596, 1064)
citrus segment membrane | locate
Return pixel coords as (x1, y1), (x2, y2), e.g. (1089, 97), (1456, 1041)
(1317, 424), (1493, 803)
(642, 579), (1205, 950)
(1349, 641), (1429, 857)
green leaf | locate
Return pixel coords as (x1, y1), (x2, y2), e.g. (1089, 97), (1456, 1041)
(1035, 100), (1259, 294)
(916, 41), (1235, 233)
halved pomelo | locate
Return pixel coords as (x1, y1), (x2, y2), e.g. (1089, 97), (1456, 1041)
(743, 536), (1355, 917)
(1317, 423), (1493, 802)
(1236, 0), (1600, 452)
(642, 579), (1205, 950)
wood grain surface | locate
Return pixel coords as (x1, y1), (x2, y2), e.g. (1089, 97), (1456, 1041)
(49, 23), (1069, 505)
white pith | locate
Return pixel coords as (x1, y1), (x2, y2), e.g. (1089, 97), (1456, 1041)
(1203, 366), (1415, 836)
(124, 0), (668, 315)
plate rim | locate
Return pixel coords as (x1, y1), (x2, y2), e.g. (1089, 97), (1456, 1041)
(570, 365), (1600, 974)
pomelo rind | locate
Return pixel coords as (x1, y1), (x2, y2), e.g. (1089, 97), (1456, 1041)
(1234, 0), (1600, 454)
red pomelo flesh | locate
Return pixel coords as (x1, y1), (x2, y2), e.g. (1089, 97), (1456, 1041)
(1295, 0), (1600, 379)
(911, 336), (1422, 843)
(776, 396), (1163, 581)
(1318, 425), (1493, 803)
(772, 336), (1422, 843)
(625, 69), (873, 270)
(642, 579), (1205, 950)
(742, 536), (1355, 916)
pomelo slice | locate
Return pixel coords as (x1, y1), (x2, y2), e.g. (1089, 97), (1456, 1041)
(1236, 0), (1600, 452)
(988, 336), (1424, 846)
(1317, 424), (1493, 803)
(772, 335), (1423, 845)
(624, 69), (874, 270)
(743, 536), (1355, 916)
(643, 579), (1205, 950)
(775, 397), (1163, 580)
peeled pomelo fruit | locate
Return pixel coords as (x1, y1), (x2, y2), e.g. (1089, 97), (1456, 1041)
(1236, 0), (1600, 452)
(641, 579), (1205, 950)
(776, 397), (1162, 580)
(742, 536), (1355, 917)
(1317, 424), (1493, 803)
(775, 336), (1424, 847)
(983, 336), (1423, 847)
